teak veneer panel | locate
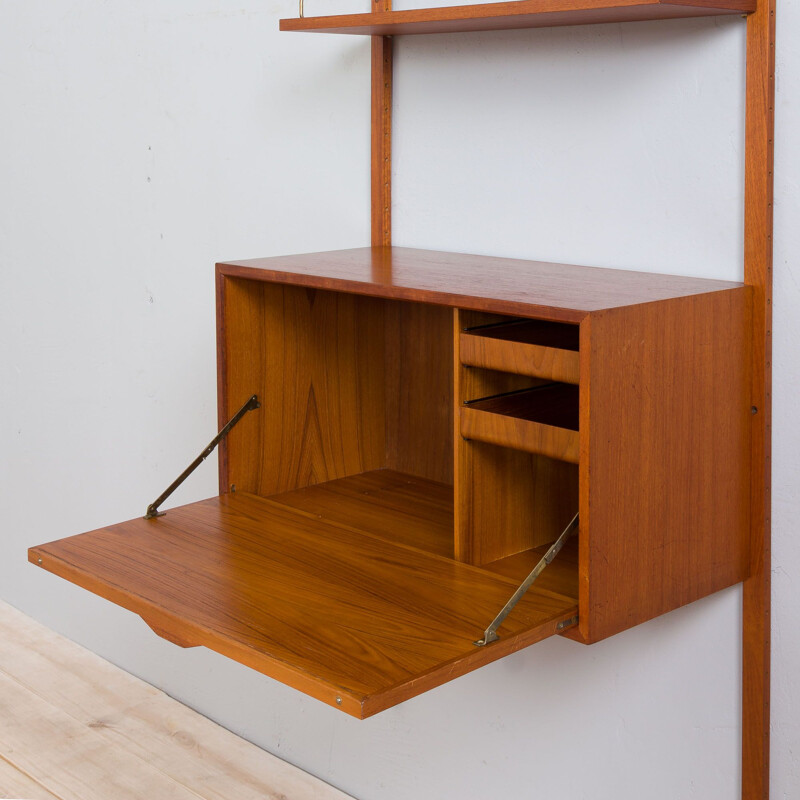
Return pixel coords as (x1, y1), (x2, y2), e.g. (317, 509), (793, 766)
(29, 488), (577, 719)
(742, 0), (775, 791)
(218, 247), (744, 324)
(460, 320), (580, 384)
(220, 280), (387, 497)
(219, 280), (455, 493)
(574, 289), (752, 643)
(281, 0), (754, 36)
(385, 302), (454, 484)
(461, 406), (580, 463)
(268, 470), (455, 559)
(456, 440), (579, 565)
(461, 385), (580, 464)
(454, 311), (579, 566)
(483, 536), (579, 601)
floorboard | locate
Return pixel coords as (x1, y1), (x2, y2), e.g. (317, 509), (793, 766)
(0, 756), (61, 800)
(0, 601), (352, 800)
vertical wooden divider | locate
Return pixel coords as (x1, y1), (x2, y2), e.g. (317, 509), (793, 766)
(371, 16), (392, 247)
(743, 0), (775, 796)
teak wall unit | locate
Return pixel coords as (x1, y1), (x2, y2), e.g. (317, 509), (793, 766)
(29, 1), (774, 797)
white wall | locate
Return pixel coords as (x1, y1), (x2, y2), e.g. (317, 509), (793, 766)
(1, 1), (797, 798)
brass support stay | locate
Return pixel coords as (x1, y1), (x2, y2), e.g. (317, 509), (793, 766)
(144, 394), (260, 520)
(474, 512), (579, 646)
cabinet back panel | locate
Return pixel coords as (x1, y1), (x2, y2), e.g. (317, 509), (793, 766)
(456, 440), (579, 565)
(385, 301), (454, 484)
(220, 279), (387, 496)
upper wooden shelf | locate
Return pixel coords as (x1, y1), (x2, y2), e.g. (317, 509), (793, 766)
(219, 246), (745, 323)
(280, 0), (753, 36)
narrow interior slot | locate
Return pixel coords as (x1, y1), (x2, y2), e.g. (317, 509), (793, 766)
(465, 383), (579, 431)
(464, 318), (579, 352)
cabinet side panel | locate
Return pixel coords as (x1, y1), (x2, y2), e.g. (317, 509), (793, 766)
(222, 279), (387, 496)
(583, 289), (752, 642)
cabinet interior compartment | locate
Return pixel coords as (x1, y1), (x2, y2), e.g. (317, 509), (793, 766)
(455, 310), (580, 568)
(220, 278), (456, 551)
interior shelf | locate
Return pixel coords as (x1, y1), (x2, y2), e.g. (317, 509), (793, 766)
(460, 318), (580, 384)
(29, 470), (578, 719)
(280, 0), (754, 36)
(461, 384), (580, 462)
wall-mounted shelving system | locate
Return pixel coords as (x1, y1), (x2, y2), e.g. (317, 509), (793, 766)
(30, 0), (774, 796)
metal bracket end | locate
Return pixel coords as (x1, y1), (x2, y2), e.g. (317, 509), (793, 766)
(556, 615), (579, 632)
(143, 393), (261, 520)
(473, 512), (579, 648)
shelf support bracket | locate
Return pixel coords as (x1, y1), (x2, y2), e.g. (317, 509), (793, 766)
(144, 394), (261, 520)
(474, 512), (578, 646)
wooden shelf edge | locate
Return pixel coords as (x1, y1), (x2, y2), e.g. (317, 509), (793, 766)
(217, 247), (747, 324)
(461, 407), (581, 463)
(27, 543), (370, 717)
(280, 0), (753, 36)
(28, 540), (577, 719)
(359, 608), (578, 717)
(460, 332), (581, 384)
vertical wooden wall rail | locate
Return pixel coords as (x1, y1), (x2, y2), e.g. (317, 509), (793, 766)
(743, 0), (775, 795)
(370, 1), (392, 246)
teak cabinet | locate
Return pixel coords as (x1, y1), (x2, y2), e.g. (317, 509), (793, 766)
(30, 0), (774, 795)
(30, 246), (751, 714)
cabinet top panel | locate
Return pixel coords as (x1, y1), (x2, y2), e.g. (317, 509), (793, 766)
(218, 247), (744, 322)
(280, 0), (753, 36)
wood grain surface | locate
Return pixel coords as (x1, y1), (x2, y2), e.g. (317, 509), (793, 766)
(219, 280), (454, 492)
(461, 385), (580, 464)
(385, 301), (454, 483)
(268, 469), (454, 558)
(280, 0), (753, 36)
(742, 0), (776, 792)
(575, 289), (752, 643)
(218, 247), (745, 324)
(0, 601), (354, 800)
(29, 476), (577, 719)
(371, 32), (392, 246)
(455, 438), (579, 565)
(460, 319), (580, 384)
(482, 536), (579, 602)
(220, 280), (387, 496)
(454, 311), (579, 566)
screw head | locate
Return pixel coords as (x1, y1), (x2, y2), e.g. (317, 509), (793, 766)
(37, 558), (42, 565)
(335, 696), (342, 706)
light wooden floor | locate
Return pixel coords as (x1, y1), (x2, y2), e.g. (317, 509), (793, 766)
(0, 600), (352, 800)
